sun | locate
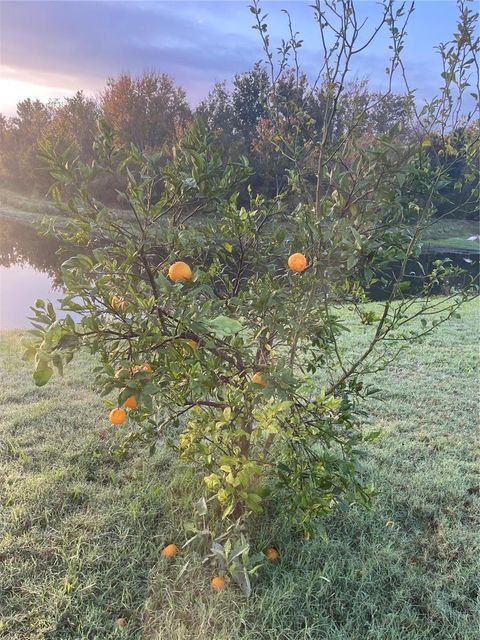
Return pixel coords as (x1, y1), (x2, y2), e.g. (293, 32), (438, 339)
(0, 69), (77, 116)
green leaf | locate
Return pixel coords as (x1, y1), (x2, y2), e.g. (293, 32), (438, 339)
(44, 321), (63, 349)
(33, 365), (53, 387)
(347, 255), (358, 270)
(207, 316), (243, 337)
(210, 541), (225, 559)
(196, 496), (208, 516)
(230, 564), (251, 597)
(52, 354), (64, 376)
(230, 541), (250, 563)
(204, 473), (220, 489)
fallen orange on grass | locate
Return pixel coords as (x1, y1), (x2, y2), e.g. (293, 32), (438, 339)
(168, 261), (192, 282)
(161, 543), (178, 558)
(288, 252), (307, 273)
(263, 547), (280, 562)
(210, 576), (225, 590)
(123, 395), (137, 409)
(109, 408), (127, 425)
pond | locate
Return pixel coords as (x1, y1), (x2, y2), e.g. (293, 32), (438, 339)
(0, 263), (66, 330)
(0, 218), (70, 330)
(0, 217), (478, 329)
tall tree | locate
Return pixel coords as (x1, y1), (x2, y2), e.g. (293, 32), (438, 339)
(101, 72), (191, 150)
(0, 99), (53, 192)
(50, 91), (98, 161)
(231, 64), (270, 145)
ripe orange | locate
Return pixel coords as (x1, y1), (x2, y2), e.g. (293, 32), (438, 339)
(168, 261), (192, 282)
(111, 295), (128, 312)
(187, 339), (199, 349)
(263, 547), (280, 562)
(123, 395), (137, 409)
(288, 252), (308, 273)
(109, 408), (127, 425)
(131, 363), (153, 375)
(251, 372), (267, 387)
(210, 576), (225, 590)
(161, 543), (178, 558)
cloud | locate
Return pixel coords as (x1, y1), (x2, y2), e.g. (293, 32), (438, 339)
(0, 1), (261, 106)
(0, 0), (469, 115)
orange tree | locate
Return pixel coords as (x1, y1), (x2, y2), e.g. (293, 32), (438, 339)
(24, 0), (477, 590)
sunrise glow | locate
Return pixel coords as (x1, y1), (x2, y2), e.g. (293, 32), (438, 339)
(0, 68), (79, 115)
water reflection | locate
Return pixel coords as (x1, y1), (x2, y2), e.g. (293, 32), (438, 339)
(0, 217), (63, 279)
(0, 218), (67, 329)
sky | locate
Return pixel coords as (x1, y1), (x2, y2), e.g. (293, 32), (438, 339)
(0, 0), (465, 116)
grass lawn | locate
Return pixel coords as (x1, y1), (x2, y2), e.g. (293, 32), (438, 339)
(0, 188), (61, 223)
(422, 219), (479, 252)
(0, 188), (131, 227)
(0, 299), (479, 640)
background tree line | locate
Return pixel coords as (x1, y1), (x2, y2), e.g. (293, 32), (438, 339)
(0, 69), (477, 219)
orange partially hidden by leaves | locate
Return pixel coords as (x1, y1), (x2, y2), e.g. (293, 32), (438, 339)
(210, 576), (225, 590)
(111, 295), (128, 312)
(288, 252), (308, 273)
(109, 408), (127, 425)
(161, 543), (178, 558)
(251, 372), (267, 387)
(187, 339), (199, 349)
(168, 261), (192, 282)
(264, 547), (280, 562)
(123, 395), (137, 409)
(129, 362), (152, 375)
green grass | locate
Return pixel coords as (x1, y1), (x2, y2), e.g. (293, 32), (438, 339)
(1, 300), (479, 639)
(423, 219), (479, 251)
(423, 237), (479, 251)
(0, 188), (61, 222)
(0, 187), (130, 226)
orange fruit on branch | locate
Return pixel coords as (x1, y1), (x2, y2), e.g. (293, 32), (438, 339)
(263, 547), (280, 562)
(130, 363), (152, 374)
(109, 408), (127, 425)
(210, 576), (225, 590)
(168, 261), (192, 282)
(130, 362), (152, 375)
(251, 372), (267, 387)
(123, 395), (137, 409)
(288, 252), (308, 273)
(161, 543), (178, 558)
(111, 295), (128, 312)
